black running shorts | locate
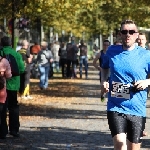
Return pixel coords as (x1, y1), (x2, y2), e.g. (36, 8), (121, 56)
(107, 111), (146, 143)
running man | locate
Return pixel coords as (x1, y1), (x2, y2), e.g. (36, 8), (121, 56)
(103, 20), (150, 150)
(93, 39), (110, 102)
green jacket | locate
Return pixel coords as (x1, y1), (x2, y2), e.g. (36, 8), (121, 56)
(1, 46), (25, 90)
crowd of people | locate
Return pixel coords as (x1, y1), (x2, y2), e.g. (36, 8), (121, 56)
(27, 38), (89, 80)
(17, 38), (91, 88)
(0, 35), (90, 139)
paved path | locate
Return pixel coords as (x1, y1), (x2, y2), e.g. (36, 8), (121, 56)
(0, 67), (150, 150)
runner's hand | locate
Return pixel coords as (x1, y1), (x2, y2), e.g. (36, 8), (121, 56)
(103, 81), (109, 92)
(134, 80), (149, 90)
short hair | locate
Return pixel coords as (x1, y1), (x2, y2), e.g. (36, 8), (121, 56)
(120, 20), (138, 30)
(80, 40), (84, 44)
(34, 41), (39, 45)
(103, 39), (110, 44)
(21, 40), (29, 46)
(41, 41), (47, 47)
(1, 36), (11, 46)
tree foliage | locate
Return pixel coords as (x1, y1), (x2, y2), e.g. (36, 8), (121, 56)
(1, 0), (150, 39)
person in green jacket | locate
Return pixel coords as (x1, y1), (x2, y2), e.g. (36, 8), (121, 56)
(0, 36), (25, 139)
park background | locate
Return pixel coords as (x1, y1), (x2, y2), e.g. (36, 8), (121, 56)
(1, 0), (150, 52)
(0, 1), (150, 149)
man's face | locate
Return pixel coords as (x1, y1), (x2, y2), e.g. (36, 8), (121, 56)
(120, 24), (138, 48)
(137, 35), (147, 48)
(103, 42), (110, 50)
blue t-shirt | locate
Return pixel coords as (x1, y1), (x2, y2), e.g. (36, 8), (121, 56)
(105, 45), (150, 117)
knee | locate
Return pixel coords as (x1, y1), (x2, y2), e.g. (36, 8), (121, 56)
(113, 133), (127, 150)
(114, 141), (127, 150)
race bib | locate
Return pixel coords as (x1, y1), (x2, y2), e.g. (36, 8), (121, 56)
(111, 81), (130, 99)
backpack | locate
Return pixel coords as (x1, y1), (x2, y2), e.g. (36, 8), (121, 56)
(0, 49), (20, 76)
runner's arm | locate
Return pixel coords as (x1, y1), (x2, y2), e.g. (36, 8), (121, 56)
(93, 52), (101, 71)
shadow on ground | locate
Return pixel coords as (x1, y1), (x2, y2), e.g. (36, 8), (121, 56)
(20, 103), (107, 119)
(1, 126), (149, 150)
(30, 80), (101, 98)
(0, 127), (113, 150)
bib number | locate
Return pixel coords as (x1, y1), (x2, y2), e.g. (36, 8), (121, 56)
(111, 81), (130, 99)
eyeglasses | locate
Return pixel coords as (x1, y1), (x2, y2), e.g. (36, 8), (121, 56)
(120, 30), (138, 35)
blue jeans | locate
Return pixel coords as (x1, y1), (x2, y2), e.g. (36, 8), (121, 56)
(38, 64), (50, 89)
(79, 56), (88, 77)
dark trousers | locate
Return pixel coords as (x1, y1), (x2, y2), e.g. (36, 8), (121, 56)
(19, 73), (26, 94)
(67, 60), (77, 78)
(60, 58), (67, 77)
(0, 103), (4, 125)
(0, 90), (19, 136)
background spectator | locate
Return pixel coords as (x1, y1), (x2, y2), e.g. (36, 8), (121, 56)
(36, 41), (53, 90)
(18, 40), (33, 100)
(0, 36), (25, 139)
